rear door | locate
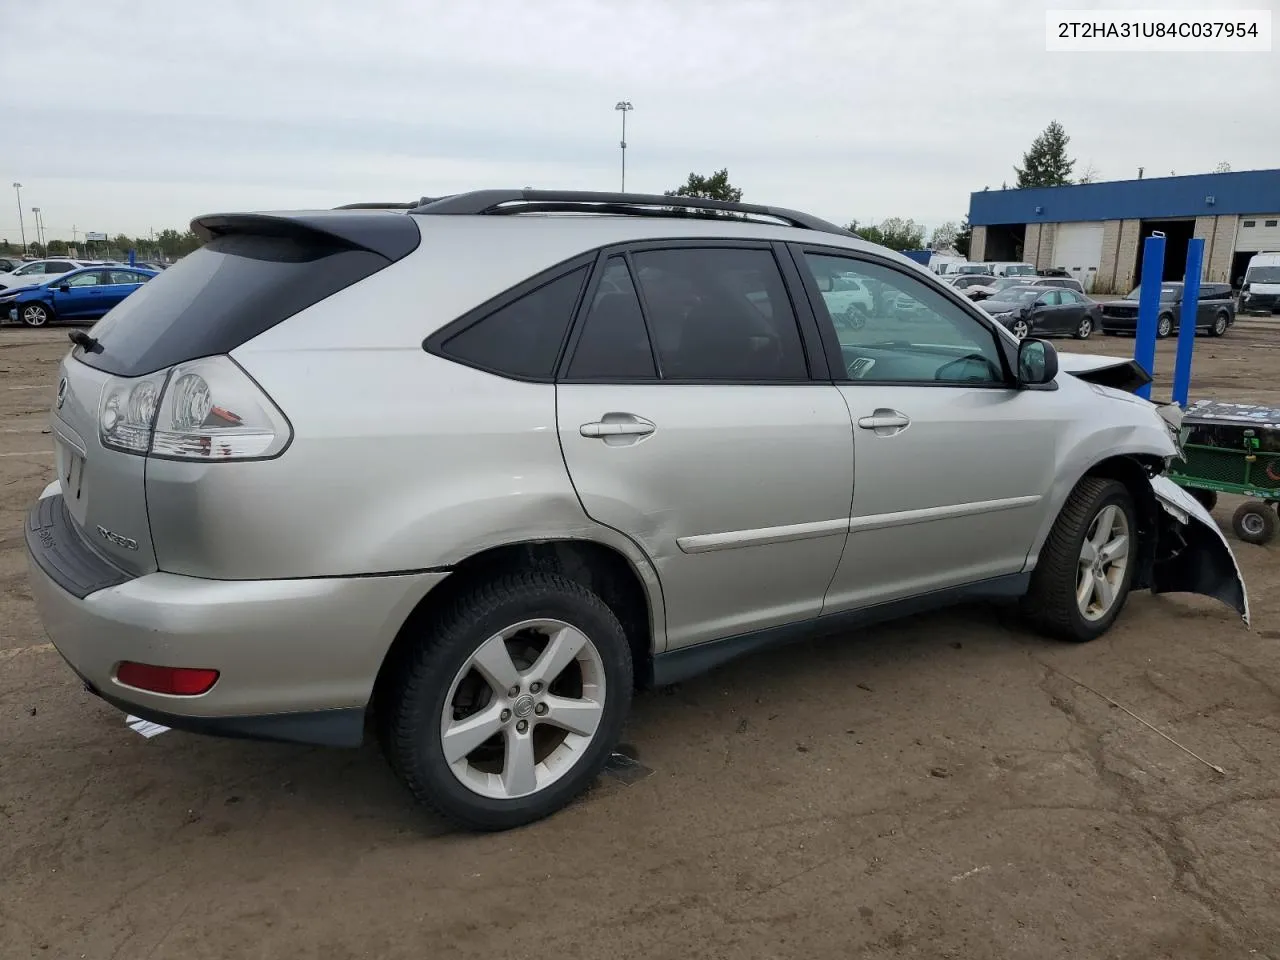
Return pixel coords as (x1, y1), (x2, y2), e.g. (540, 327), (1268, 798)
(791, 246), (1060, 611)
(101, 270), (148, 316)
(556, 243), (854, 649)
(1056, 289), (1090, 333)
(1030, 290), (1067, 334)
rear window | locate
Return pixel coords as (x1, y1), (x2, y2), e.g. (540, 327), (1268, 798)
(79, 233), (392, 377)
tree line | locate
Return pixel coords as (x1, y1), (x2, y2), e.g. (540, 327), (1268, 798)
(1, 228), (204, 262)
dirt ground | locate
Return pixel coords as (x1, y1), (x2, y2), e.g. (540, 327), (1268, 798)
(3, 322), (1280, 960)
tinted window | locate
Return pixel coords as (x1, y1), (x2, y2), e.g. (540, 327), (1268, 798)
(109, 270), (144, 284)
(46, 261), (73, 272)
(81, 232), (396, 377)
(443, 267), (587, 380)
(566, 258), (656, 380)
(803, 253), (1003, 385)
(631, 247), (807, 381)
(1058, 290), (1078, 303)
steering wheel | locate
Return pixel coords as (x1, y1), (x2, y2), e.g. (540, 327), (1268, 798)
(935, 353), (1002, 383)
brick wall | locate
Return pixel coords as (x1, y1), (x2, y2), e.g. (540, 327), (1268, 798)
(1023, 223), (1041, 268)
(969, 225), (987, 262)
(1209, 215), (1238, 282)
(1096, 220), (1121, 291)
(1113, 219), (1143, 292)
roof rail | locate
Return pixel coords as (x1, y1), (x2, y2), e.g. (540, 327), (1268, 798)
(332, 197), (443, 210)
(407, 190), (855, 237)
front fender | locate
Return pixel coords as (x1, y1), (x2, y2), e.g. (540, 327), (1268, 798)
(1149, 475), (1250, 625)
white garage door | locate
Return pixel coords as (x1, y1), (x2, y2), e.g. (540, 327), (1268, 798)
(1052, 222), (1105, 292)
(1235, 215), (1280, 252)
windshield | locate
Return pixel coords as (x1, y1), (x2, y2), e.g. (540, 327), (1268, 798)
(1246, 266), (1280, 284)
(1004, 265), (1036, 276)
(1001, 288), (1043, 304)
(955, 265), (988, 274)
(991, 277), (1030, 291)
(1125, 286), (1179, 302)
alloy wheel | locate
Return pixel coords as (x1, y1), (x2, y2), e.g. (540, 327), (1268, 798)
(1077, 505), (1130, 621)
(21, 304), (48, 327)
(1012, 319), (1030, 340)
(440, 618), (606, 800)
(1077, 316), (1092, 338)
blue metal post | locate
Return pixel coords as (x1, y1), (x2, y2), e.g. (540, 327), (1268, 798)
(1133, 234), (1166, 400)
(1172, 239), (1204, 408)
(128, 248), (136, 266)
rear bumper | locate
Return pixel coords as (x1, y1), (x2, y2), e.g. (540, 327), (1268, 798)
(26, 487), (448, 747)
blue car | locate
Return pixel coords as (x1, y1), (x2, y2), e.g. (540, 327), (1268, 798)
(1, 266), (158, 328)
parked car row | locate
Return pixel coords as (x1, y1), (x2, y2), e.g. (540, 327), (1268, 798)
(0, 265), (158, 326)
(1099, 282), (1235, 338)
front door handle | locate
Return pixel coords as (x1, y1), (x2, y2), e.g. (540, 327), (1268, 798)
(580, 413), (656, 440)
(857, 409), (910, 435)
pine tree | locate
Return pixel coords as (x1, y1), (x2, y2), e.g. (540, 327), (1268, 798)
(1014, 121), (1076, 188)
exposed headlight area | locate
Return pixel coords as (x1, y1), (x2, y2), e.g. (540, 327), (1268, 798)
(97, 355), (291, 461)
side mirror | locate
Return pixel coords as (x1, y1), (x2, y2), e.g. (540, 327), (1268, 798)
(58, 284), (70, 293)
(1017, 338), (1058, 386)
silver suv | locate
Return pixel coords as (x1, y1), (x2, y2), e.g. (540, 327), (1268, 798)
(25, 190), (1248, 830)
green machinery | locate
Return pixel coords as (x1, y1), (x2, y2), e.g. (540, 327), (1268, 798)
(1167, 399), (1280, 545)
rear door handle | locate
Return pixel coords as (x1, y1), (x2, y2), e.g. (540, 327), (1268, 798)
(857, 409), (911, 434)
(580, 414), (656, 440)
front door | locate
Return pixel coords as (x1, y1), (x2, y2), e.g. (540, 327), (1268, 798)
(556, 246), (854, 649)
(792, 248), (1063, 612)
(51, 270), (109, 318)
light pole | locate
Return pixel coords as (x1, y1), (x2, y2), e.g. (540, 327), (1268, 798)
(12, 183), (26, 255)
(32, 207), (44, 251)
(614, 100), (633, 192)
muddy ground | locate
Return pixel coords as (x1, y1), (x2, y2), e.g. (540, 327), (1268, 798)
(2, 323), (1279, 960)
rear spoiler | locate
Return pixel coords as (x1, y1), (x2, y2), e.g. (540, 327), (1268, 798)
(190, 211), (420, 261)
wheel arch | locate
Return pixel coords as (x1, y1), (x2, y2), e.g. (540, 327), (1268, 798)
(371, 537), (664, 724)
(1027, 451), (1166, 589)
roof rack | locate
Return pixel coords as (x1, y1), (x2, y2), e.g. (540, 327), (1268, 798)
(332, 197), (441, 210)
(402, 190), (854, 237)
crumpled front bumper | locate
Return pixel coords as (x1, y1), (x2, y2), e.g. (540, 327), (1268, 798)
(1148, 475), (1250, 625)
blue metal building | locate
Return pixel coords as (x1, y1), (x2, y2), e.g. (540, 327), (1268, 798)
(967, 168), (1280, 294)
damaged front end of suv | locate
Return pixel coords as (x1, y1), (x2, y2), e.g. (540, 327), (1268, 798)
(1060, 352), (1250, 625)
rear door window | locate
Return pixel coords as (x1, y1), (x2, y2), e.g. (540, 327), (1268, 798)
(629, 247), (808, 381)
(565, 258), (656, 380)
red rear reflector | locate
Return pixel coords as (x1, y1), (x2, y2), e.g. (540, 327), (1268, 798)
(116, 662), (219, 696)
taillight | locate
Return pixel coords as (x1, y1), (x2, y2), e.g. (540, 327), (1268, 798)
(116, 662), (219, 695)
(98, 355), (291, 461)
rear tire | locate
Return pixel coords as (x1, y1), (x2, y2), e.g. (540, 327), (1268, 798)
(380, 571), (633, 831)
(1208, 311), (1229, 337)
(1074, 315), (1093, 339)
(1232, 502), (1277, 545)
(20, 302), (52, 327)
(1024, 478), (1137, 643)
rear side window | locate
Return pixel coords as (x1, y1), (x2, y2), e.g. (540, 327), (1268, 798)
(630, 247), (808, 381)
(566, 258), (656, 380)
(441, 267), (587, 379)
(80, 232), (396, 377)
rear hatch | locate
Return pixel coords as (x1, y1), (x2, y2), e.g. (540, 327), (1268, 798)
(48, 210), (420, 579)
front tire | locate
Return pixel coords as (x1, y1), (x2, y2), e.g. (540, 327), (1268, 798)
(20, 302), (52, 327)
(380, 571), (633, 831)
(1011, 318), (1030, 340)
(1208, 311), (1229, 337)
(1024, 478), (1137, 642)
(1156, 314), (1173, 338)
(1074, 315), (1094, 339)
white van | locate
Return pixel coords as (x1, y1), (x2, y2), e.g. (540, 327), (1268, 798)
(1239, 252), (1280, 316)
(988, 261), (1037, 278)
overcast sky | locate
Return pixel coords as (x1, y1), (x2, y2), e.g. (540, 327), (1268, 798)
(1, 0), (1276, 243)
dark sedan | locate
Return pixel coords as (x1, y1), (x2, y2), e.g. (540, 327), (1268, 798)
(1099, 282), (1234, 338)
(978, 285), (1101, 340)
